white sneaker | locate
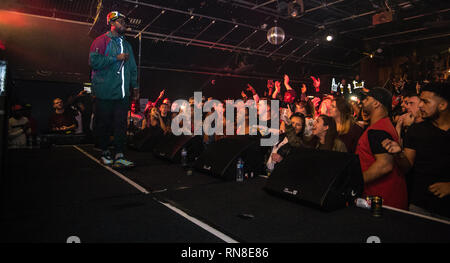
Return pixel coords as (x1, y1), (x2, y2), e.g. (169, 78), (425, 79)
(100, 151), (113, 165)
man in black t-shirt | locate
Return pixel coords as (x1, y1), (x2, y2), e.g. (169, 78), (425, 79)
(382, 83), (450, 219)
(48, 98), (77, 133)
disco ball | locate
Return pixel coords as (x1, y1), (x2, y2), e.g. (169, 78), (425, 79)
(267, 26), (285, 45)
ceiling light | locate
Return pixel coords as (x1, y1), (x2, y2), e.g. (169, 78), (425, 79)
(291, 9), (298, 17)
(326, 35), (333, 41)
(267, 26), (285, 45)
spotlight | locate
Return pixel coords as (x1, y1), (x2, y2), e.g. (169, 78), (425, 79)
(288, 0), (304, 18)
(369, 53), (374, 58)
(290, 8), (299, 17)
(326, 35), (333, 41)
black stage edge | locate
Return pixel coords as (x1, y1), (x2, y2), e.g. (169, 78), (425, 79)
(1, 145), (449, 245)
(0, 146), (222, 243)
(156, 178), (450, 243)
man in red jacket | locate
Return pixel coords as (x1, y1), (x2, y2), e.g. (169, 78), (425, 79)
(356, 87), (408, 210)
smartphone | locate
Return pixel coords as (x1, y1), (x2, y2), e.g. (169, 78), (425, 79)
(84, 86), (91, 94)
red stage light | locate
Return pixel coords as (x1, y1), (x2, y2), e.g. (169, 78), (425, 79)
(0, 10), (28, 27)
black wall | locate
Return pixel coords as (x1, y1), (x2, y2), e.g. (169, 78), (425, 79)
(1, 10), (355, 132)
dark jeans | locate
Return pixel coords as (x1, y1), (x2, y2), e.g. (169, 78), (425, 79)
(95, 98), (129, 154)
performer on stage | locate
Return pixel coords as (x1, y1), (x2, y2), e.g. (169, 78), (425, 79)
(89, 11), (138, 168)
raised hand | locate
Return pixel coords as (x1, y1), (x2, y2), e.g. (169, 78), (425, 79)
(246, 84), (255, 92)
(275, 81), (281, 92)
(158, 89), (165, 98)
(428, 182), (450, 198)
(267, 79), (274, 89)
(311, 76), (320, 89)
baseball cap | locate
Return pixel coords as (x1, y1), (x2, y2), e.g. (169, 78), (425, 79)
(107, 11), (126, 25)
(361, 87), (392, 113)
(12, 104), (23, 111)
(421, 82), (449, 102)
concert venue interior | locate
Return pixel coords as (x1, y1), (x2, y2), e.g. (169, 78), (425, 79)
(0, 0), (449, 246)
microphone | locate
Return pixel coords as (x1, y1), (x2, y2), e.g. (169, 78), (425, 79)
(117, 60), (125, 74)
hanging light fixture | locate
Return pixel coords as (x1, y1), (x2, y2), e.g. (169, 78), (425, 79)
(267, 26), (285, 45)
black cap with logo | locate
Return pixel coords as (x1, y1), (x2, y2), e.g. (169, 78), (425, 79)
(361, 87), (392, 113)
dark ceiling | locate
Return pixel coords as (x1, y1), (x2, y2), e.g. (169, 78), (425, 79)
(2, 0), (450, 72)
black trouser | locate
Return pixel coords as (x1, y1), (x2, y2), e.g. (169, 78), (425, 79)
(95, 98), (129, 154)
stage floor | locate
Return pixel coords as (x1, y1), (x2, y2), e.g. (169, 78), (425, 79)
(1, 145), (449, 243)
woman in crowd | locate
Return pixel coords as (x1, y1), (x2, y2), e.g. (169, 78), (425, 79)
(310, 115), (347, 152)
(318, 95), (333, 116)
(294, 100), (315, 137)
(328, 97), (364, 153)
(142, 107), (161, 130)
(267, 113), (307, 172)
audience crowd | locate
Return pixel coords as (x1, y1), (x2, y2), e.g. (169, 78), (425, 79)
(7, 73), (450, 220)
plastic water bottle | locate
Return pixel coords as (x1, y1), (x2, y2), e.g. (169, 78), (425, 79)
(236, 158), (244, 182)
(27, 136), (32, 149)
(355, 198), (371, 210)
(181, 147), (188, 167)
(36, 136), (41, 148)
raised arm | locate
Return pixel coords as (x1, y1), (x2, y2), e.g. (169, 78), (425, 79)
(284, 74), (293, 91)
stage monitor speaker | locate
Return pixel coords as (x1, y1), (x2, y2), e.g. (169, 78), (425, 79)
(264, 148), (363, 211)
(194, 136), (266, 180)
(128, 127), (164, 152)
(153, 134), (204, 163)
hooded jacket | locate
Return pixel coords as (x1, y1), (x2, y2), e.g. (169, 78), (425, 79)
(89, 31), (138, 100)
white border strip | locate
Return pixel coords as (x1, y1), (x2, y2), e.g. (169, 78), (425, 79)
(73, 145), (238, 243)
(383, 205), (450, 225)
(73, 145), (150, 194)
(160, 202), (238, 243)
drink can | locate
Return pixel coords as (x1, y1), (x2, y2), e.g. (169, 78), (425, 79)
(371, 196), (383, 217)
